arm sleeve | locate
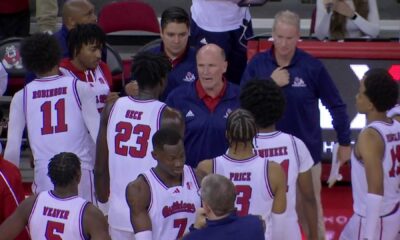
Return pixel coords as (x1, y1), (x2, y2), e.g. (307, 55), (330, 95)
(316, 64), (351, 145)
(76, 81), (100, 143)
(352, 0), (380, 38)
(295, 137), (314, 173)
(3, 90), (25, 167)
(314, 0), (333, 40)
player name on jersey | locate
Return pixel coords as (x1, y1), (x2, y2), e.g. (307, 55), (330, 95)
(125, 110), (144, 120)
(32, 87), (67, 99)
(257, 146), (288, 158)
(42, 206), (70, 220)
(230, 172), (252, 181)
(162, 201), (196, 218)
(386, 132), (400, 142)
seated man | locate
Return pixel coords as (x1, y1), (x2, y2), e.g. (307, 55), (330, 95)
(183, 174), (265, 240)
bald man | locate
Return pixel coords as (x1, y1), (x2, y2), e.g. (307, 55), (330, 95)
(166, 43), (240, 168)
(54, 0), (98, 58)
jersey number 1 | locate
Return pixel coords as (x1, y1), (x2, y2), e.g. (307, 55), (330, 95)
(389, 144), (400, 177)
(41, 99), (68, 135)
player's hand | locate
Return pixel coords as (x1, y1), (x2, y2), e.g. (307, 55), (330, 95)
(125, 80), (139, 97)
(333, 0), (354, 18)
(193, 207), (207, 229)
(270, 67), (289, 87)
(105, 92), (119, 104)
(337, 145), (351, 166)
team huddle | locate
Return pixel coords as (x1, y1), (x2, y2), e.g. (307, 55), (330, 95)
(0, 1), (399, 240)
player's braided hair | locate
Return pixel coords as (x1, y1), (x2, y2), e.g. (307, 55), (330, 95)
(67, 23), (106, 58)
(240, 79), (286, 129)
(363, 68), (399, 112)
(20, 33), (61, 75)
(48, 152), (81, 187)
(226, 108), (257, 151)
(131, 51), (171, 89)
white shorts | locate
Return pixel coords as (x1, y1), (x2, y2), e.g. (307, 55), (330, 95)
(32, 167), (96, 203)
(340, 204), (400, 240)
(109, 226), (135, 240)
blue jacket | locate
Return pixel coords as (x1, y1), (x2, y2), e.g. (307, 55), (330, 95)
(241, 48), (351, 164)
(148, 44), (197, 101)
(166, 81), (240, 167)
(183, 212), (265, 240)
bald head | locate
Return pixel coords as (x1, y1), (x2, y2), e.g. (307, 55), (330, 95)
(196, 43), (226, 61)
(62, 0), (97, 30)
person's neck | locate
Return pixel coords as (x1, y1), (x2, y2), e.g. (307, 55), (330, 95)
(274, 50), (294, 67)
(153, 167), (182, 187)
(165, 49), (184, 61)
(366, 112), (391, 125)
(71, 58), (87, 72)
(203, 80), (224, 98)
(37, 66), (59, 78)
(52, 186), (78, 199)
(208, 212), (231, 221)
(136, 89), (159, 100)
(227, 143), (255, 160)
(258, 125), (276, 133)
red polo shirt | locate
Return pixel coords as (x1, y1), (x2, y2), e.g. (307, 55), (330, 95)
(195, 78), (227, 112)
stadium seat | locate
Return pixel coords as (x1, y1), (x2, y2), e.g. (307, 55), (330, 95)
(0, 37), (26, 96)
(98, 0), (160, 34)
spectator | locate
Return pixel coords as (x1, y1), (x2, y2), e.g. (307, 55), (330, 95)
(134, 6), (197, 100)
(0, 0), (29, 40)
(4, 33), (100, 203)
(166, 43), (240, 168)
(94, 51), (184, 240)
(0, 152), (110, 240)
(240, 80), (318, 240)
(340, 69), (400, 240)
(241, 10), (352, 240)
(197, 108), (287, 239)
(126, 128), (204, 240)
(314, 0), (379, 40)
(59, 23), (115, 113)
(0, 156), (30, 240)
(36, 0), (58, 34)
(0, 63), (7, 97)
(190, 0), (253, 85)
(183, 174), (265, 240)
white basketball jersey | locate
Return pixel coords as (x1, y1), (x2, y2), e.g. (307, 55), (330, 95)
(213, 154), (274, 222)
(254, 131), (314, 221)
(59, 66), (110, 112)
(23, 75), (94, 172)
(28, 191), (88, 240)
(106, 96), (166, 231)
(351, 120), (400, 217)
(142, 165), (201, 240)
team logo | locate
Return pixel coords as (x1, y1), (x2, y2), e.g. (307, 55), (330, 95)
(186, 110), (195, 118)
(183, 72), (196, 82)
(223, 108), (232, 119)
(2, 45), (23, 69)
(292, 77), (306, 87)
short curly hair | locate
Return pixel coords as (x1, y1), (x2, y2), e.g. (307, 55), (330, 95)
(240, 79), (286, 128)
(67, 23), (106, 58)
(363, 68), (399, 112)
(20, 33), (61, 75)
(48, 152), (81, 187)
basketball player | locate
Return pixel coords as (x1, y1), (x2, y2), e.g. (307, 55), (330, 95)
(240, 79), (318, 240)
(0, 152), (110, 240)
(126, 128), (204, 240)
(197, 108), (287, 239)
(94, 51), (184, 240)
(340, 69), (400, 240)
(4, 33), (99, 202)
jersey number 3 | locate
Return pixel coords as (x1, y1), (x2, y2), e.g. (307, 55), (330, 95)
(235, 185), (252, 216)
(115, 121), (151, 158)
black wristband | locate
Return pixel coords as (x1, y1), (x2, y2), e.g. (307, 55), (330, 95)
(351, 13), (358, 20)
(189, 224), (199, 232)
